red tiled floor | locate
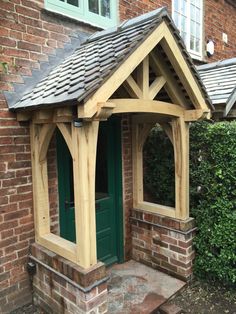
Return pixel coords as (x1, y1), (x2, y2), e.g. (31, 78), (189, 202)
(107, 260), (185, 314)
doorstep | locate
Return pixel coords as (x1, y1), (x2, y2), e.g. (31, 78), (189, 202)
(107, 260), (185, 314)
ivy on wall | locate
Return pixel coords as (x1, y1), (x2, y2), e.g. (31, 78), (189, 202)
(143, 121), (236, 284)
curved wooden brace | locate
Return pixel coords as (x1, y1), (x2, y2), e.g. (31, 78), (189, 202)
(38, 124), (56, 163)
(56, 123), (73, 158)
(109, 99), (185, 116)
(138, 123), (155, 152)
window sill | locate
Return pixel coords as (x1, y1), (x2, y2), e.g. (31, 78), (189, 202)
(42, 8), (102, 32)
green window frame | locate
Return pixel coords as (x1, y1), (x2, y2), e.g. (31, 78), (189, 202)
(45, 0), (118, 29)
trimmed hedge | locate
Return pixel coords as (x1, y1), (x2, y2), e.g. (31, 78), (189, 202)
(144, 121), (236, 284)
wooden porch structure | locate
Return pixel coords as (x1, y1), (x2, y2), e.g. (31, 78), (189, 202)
(17, 17), (211, 270)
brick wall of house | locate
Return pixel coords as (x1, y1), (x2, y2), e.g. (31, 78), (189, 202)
(204, 0), (236, 61)
(121, 114), (133, 260)
(0, 1), (96, 311)
(119, 0), (236, 62)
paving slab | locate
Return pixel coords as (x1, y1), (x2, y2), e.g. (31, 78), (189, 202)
(107, 260), (185, 314)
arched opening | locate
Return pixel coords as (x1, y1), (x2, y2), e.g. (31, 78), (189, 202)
(143, 124), (175, 207)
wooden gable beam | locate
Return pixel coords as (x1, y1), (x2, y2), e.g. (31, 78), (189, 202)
(137, 56), (150, 99)
(160, 23), (209, 111)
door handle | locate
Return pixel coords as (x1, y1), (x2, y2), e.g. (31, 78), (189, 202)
(65, 201), (74, 210)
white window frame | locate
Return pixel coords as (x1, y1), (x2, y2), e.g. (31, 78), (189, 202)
(45, 0), (118, 29)
(172, 0), (203, 60)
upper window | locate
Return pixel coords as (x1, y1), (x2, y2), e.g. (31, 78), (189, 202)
(172, 0), (203, 60)
(45, 0), (117, 29)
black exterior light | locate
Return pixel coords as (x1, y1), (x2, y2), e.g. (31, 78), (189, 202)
(73, 118), (83, 128)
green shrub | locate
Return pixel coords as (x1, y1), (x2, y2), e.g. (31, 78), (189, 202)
(143, 125), (175, 207)
(143, 121), (236, 284)
(190, 121), (236, 284)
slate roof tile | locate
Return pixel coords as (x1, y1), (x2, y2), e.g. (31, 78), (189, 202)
(11, 7), (212, 111)
(197, 59), (236, 106)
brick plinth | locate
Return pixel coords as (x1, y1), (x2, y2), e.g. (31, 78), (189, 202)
(131, 209), (196, 281)
(30, 243), (108, 314)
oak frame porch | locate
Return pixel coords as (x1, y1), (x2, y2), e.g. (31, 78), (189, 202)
(17, 19), (211, 270)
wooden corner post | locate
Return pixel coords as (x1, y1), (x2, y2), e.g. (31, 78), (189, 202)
(72, 121), (99, 268)
(30, 123), (52, 241)
(172, 117), (189, 220)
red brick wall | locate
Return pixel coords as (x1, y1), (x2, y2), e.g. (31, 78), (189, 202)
(121, 114), (133, 260)
(0, 1), (95, 311)
(119, 0), (236, 61)
(204, 0), (236, 61)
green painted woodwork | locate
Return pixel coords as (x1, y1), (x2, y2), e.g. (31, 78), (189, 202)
(56, 117), (123, 265)
(45, 0), (117, 29)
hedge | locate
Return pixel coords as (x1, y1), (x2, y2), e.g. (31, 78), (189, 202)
(143, 121), (236, 284)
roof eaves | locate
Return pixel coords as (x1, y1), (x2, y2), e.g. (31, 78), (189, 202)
(224, 86), (236, 117)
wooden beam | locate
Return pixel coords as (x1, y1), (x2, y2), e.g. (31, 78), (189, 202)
(160, 23), (209, 111)
(94, 102), (116, 120)
(171, 117), (189, 219)
(72, 121), (99, 268)
(123, 75), (143, 99)
(137, 202), (176, 218)
(53, 107), (73, 123)
(17, 112), (31, 122)
(30, 123), (51, 241)
(137, 56), (149, 99)
(150, 51), (189, 108)
(56, 123), (73, 157)
(78, 21), (165, 118)
(149, 76), (166, 100)
(184, 109), (210, 121)
(39, 234), (77, 263)
(108, 99), (185, 116)
(33, 109), (53, 124)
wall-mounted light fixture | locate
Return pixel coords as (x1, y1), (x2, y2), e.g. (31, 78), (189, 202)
(73, 118), (83, 128)
(206, 39), (215, 57)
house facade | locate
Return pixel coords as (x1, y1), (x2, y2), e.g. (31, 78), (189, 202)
(0, 0), (236, 313)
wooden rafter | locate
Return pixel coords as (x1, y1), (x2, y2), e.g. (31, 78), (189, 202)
(160, 23), (209, 111)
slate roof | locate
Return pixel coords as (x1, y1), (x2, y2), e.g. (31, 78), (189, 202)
(10, 7), (212, 111)
(197, 58), (236, 116)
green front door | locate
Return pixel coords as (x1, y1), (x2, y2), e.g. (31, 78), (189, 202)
(56, 117), (123, 266)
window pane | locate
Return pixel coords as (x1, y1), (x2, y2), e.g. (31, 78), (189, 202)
(181, 0), (187, 16)
(196, 7), (201, 23)
(190, 35), (195, 50)
(173, 11), (179, 26)
(196, 38), (200, 52)
(173, 0), (179, 12)
(89, 0), (99, 14)
(67, 0), (79, 6)
(101, 0), (110, 17)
